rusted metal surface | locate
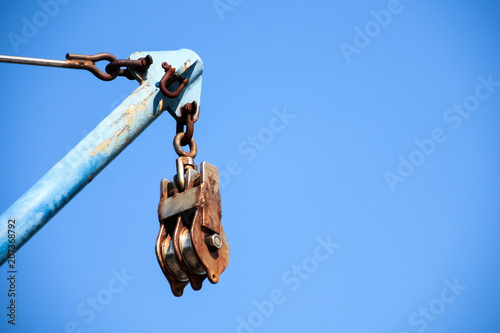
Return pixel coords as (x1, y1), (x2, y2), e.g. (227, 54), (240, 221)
(66, 53), (153, 81)
(155, 179), (190, 296)
(0, 53), (153, 81)
(105, 55), (153, 80)
(177, 101), (198, 146)
(155, 81), (228, 295)
(156, 162), (229, 296)
(191, 162), (228, 284)
(159, 62), (189, 98)
(175, 156), (197, 191)
(158, 184), (201, 218)
(65, 53), (118, 80)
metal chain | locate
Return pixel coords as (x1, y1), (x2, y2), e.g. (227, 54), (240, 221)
(0, 53), (153, 81)
(176, 101), (199, 146)
(66, 53), (153, 81)
(173, 133), (197, 158)
(172, 101), (199, 192)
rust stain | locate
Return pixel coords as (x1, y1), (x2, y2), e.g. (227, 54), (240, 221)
(89, 97), (149, 156)
(182, 60), (192, 72)
(89, 138), (112, 156)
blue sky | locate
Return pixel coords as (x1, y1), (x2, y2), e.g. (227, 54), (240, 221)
(1, 1), (500, 332)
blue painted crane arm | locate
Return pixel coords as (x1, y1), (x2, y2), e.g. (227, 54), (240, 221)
(0, 49), (203, 266)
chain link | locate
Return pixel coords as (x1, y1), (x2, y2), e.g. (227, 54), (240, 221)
(176, 101), (198, 146)
(0, 52), (153, 81)
(172, 101), (199, 191)
(65, 53), (153, 81)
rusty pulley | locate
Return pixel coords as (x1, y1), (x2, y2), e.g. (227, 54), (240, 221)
(155, 103), (229, 296)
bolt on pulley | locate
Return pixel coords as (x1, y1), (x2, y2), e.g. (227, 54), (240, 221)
(155, 82), (230, 296)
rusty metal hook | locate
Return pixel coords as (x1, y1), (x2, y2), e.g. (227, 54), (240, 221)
(160, 62), (189, 99)
(66, 53), (119, 81)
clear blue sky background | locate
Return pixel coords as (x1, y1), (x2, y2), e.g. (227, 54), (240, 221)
(1, 1), (499, 332)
